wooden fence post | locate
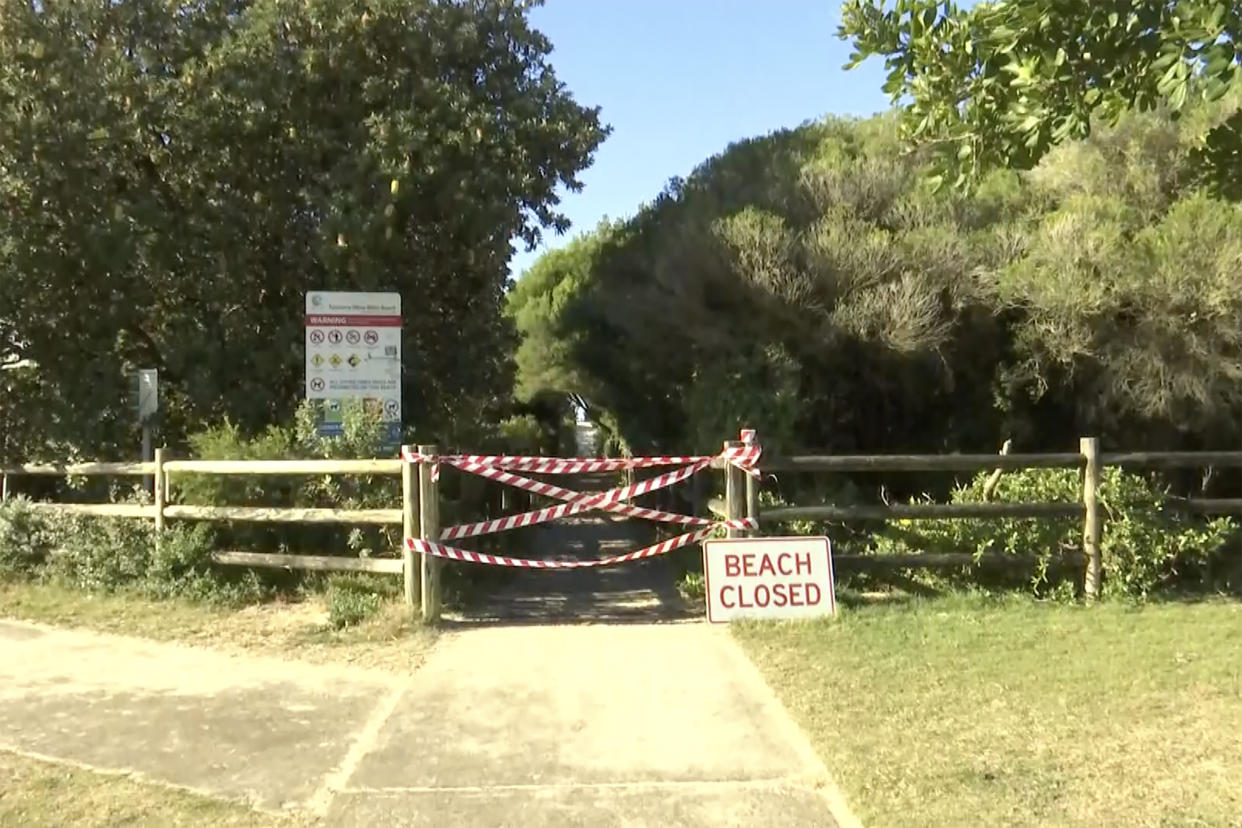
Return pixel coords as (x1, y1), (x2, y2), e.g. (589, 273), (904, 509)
(1, 472), (8, 503)
(744, 431), (761, 537)
(162, 453), (171, 507)
(1080, 436), (1102, 601)
(724, 440), (745, 539)
(153, 448), (165, 532)
(401, 444), (421, 612)
(418, 444), (441, 622)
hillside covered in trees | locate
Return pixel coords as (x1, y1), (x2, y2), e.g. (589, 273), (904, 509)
(509, 94), (1242, 471)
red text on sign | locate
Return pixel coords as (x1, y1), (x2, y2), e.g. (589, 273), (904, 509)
(718, 583), (823, 609)
(723, 551), (812, 578)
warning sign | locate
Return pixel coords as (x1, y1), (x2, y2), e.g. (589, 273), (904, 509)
(305, 291), (402, 449)
(702, 537), (835, 623)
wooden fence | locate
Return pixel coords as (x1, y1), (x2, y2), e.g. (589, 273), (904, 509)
(717, 436), (1242, 600)
(0, 444), (445, 620)
(6, 436), (1242, 618)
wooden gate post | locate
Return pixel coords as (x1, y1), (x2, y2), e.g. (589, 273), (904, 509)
(418, 444), (441, 622)
(724, 440), (746, 539)
(153, 448), (166, 532)
(401, 444), (421, 611)
(1080, 437), (1102, 601)
(744, 430), (760, 538)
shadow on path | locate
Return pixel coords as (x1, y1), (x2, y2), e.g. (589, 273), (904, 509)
(443, 515), (699, 629)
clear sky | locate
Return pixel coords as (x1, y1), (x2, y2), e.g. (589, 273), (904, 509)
(508, 0), (893, 278)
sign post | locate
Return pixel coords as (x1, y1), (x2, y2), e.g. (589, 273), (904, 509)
(702, 536), (836, 623)
(135, 368), (158, 492)
(304, 291), (402, 451)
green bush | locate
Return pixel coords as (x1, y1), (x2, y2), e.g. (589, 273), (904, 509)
(882, 467), (1237, 598)
(325, 575), (383, 629)
(0, 496), (267, 605)
(43, 512), (157, 592)
(0, 497), (56, 578)
(677, 571), (706, 602)
(176, 400), (402, 562)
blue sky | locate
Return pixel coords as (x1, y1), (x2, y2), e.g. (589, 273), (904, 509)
(509, 0), (894, 277)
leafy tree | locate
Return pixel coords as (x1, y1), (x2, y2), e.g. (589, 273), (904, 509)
(511, 100), (1242, 503)
(839, 0), (1242, 195)
(0, 0), (606, 458)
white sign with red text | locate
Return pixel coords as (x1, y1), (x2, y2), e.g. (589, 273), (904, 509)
(703, 536), (835, 622)
(305, 291), (401, 444)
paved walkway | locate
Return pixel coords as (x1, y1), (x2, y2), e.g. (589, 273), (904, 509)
(0, 519), (855, 826)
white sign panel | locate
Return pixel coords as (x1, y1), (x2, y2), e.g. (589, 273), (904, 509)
(703, 536), (836, 623)
(136, 368), (158, 422)
(305, 291), (401, 437)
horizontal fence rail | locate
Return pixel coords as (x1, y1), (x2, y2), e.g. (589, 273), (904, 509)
(161, 459), (403, 475)
(2, 461), (156, 476)
(211, 551), (404, 574)
(763, 453), (1084, 473)
(1100, 451), (1242, 467)
(162, 505), (404, 525)
(763, 502), (1084, 522)
(25, 502), (156, 519)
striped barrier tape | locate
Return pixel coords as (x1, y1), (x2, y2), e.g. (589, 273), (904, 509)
(407, 517), (757, 569)
(400, 429), (762, 482)
(441, 458), (713, 540)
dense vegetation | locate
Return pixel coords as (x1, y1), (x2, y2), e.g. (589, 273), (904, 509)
(510, 98), (1242, 466)
(508, 95), (1242, 596)
(840, 0), (1242, 196)
(0, 0), (605, 462)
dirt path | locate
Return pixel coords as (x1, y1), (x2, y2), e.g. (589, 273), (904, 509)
(0, 510), (856, 826)
(451, 514), (691, 625)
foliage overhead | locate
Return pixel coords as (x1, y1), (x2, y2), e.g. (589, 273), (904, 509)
(0, 0), (607, 461)
(509, 97), (1242, 492)
(838, 0), (1242, 196)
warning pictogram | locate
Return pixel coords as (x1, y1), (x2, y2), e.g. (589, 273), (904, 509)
(309, 378), (325, 392)
(328, 330), (343, 345)
(311, 354), (324, 368)
(364, 330), (379, 345)
(309, 330), (325, 345)
(383, 399), (400, 418)
(329, 354), (342, 368)
(346, 330), (361, 345)
(347, 354), (361, 368)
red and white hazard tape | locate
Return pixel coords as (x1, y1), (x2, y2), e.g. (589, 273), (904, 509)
(407, 518), (757, 569)
(406, 453), (711, 474)
(400, 429), (762, 482)
(441, 459), (713, 540)
(397, 430), (761, 566)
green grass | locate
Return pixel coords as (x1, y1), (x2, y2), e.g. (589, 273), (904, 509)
(733, 594), (1242, 828)
(0, 581), (437, 673)
(0, 750), (310, 827)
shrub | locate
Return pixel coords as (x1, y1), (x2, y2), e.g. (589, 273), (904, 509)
(882, 467), (1237, 598)
(43, 512), (157, 592)
(325, 575), (383, 629)
(677, 571), (706, 602)
(0, 497), (56, 578)
(177, 400), (401, 562)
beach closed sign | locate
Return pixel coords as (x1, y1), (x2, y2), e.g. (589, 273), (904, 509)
(703, 536), (835, 622)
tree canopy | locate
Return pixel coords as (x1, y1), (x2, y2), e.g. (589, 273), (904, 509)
(839, 0), (1242, 195)
(509, 96), (1242, 481)
(0, 0), (606, 461)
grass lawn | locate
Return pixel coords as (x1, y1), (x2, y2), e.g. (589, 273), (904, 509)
(0, 750), (310, 827)
(733, 594), (1242, 828)
(0, 581), (436, 673)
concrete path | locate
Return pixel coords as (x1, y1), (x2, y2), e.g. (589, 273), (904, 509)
(0, 517), (855, 826)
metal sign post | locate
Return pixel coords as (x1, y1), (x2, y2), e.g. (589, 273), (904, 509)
(135, 369), (158, 492)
